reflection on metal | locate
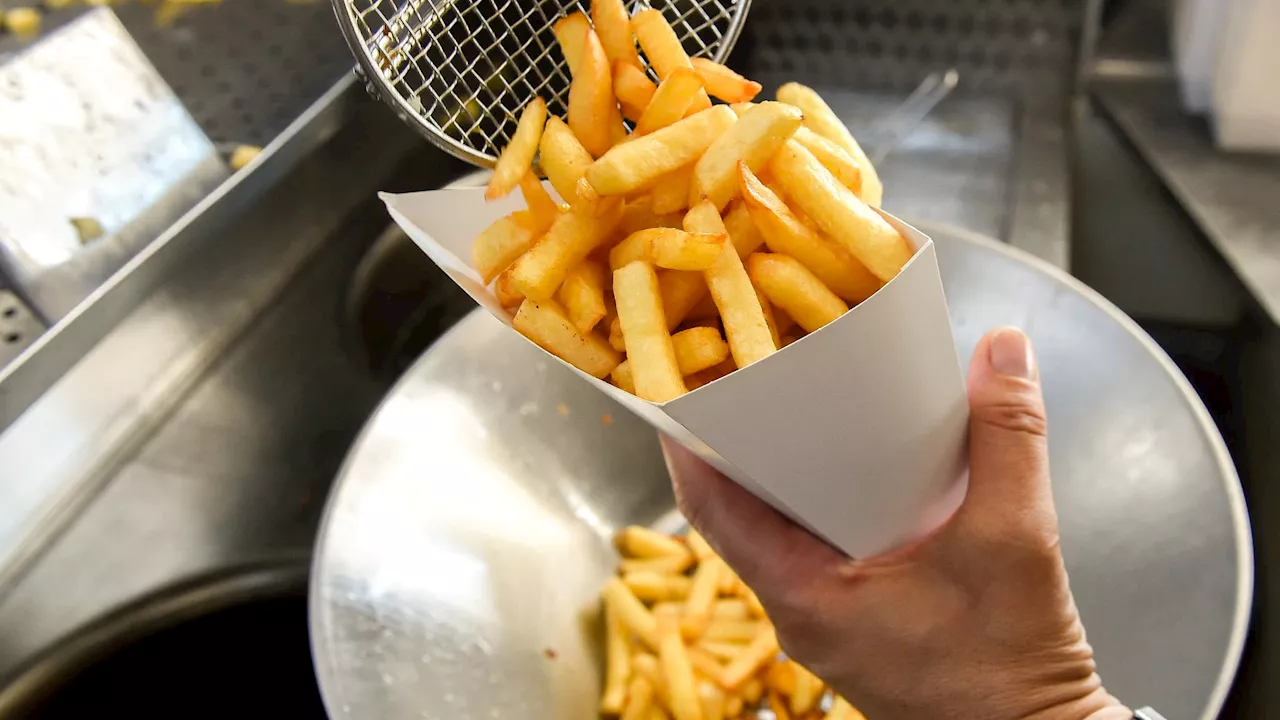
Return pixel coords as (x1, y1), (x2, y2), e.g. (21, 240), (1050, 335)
(310, 225), (1250, 720)
(868, 69), (960, 165)
(0, 293), (43, 369)
(1095, 81), (1280, 325)
(0, 8), (226, 321)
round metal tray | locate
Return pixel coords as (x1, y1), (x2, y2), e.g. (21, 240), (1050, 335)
(309, 222), (1251, 720)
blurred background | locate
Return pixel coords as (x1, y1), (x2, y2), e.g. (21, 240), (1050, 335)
(0, 0), (1276, 716)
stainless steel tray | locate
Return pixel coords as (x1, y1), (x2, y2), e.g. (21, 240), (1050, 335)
(309, 222), (1251, 720)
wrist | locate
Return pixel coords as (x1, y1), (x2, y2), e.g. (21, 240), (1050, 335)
(1030, 688), (1131, 720)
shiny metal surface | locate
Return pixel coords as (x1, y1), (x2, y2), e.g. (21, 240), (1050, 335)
(1094, 80), (1280, 325)
(0, 8), (225, 322)
(333, 0), (751, 167)
(311, 224), (1251, 720)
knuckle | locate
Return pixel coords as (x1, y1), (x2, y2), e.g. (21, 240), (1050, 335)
(973, 398), (1048, 437)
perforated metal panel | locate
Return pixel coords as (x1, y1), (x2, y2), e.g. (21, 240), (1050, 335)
(732, 0), (1084, 97)
(334, 0), (750, 166)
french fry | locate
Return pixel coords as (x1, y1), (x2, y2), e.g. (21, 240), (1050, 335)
(593, 0), (643, 70)
(494, 269), (524, 308)
(615, 61), (659, 122)
(722, 199), (766, 258)
(768, 141), (911, 282)
(684, 358), (735, 391)
(688, 201), (775, 369)
(652, 165), (695, 215)
(634, 652), (672, 709)
(513, 299), (621, 378)
(792, 126), (863, 196)
(703, 619), (762, 643)
(658, 617), (704, 720)
(790, 663), (823, 716)
(616, 526), (692, 558)
(659, 270), (711, 331)
(649, 706), (671, 720)
(604, 577), (660, 648)
(621, 554), (696, 576)
(773, 305), (797, 335)
(602, 601), (633, 714)
(654, 231), (725, 271)
(690, 101), (804, 211)
(748, 254), (849, 333)
(738, 583), (767, 618)
(519, 172), (559, 232)
(671, 326), (730, 374)
(541, 115), (596, 201)
(741, 677), (765, 704)
(486, 98), (548, 201)
(622, 676), (657, 720)
(719, 625), (779, 689)
(558, 260), (609, 333)
(768, 690), (793, 720)
(621, 195), (683, 236)
(572, 176), (616, 217)
(718, 563), (742, 595)
(755, 286), (782, 349)
(586, 105), (738, 196)
(698, 639), (746, 662)
(738, 163), (881, 303)
(712, 599), (749, 619)
(610, 314), (627, 352)
(686, 646), (728, 683)
(625, 571), (693, 602)
(725, 693), (744, 718)
(570, 27), (621, 158)
(472, 213), (538, 284)
(508, 196), (623, 300)
(554, 13), (590, 74)
(686, 529), (716, 561)
(681, 556), (723, 639)
(688, 57), (762, 103)
(825, 697), (868, 720)
(765, 661), (796, 696)
(635, 68), (706, 137)
(631, 9), (712, 111)
(698, 679), (727, 720)
(686, 293), (721, 322)
(776, 82), (882, 207)
(614, 261), (688, 402)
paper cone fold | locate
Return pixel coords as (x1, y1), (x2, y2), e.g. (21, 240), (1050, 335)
(382, 186), (969, 557)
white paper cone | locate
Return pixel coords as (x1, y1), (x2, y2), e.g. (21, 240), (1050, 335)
(382, 187), (970, 557)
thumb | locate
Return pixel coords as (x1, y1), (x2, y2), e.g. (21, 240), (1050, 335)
(958, 327), (1055, 526)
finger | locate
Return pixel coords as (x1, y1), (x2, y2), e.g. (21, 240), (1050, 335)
(660, 435), (842, 591)
(956, 327), (1056, 528)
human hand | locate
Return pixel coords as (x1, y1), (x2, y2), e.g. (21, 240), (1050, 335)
(664, 327), (1132, 720)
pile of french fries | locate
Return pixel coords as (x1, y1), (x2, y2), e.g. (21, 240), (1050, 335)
(473, 0), (911, 403)
(603, 526), (866, 720)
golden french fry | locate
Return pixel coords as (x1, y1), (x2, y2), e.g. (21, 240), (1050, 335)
(683, 358), (735, 391)
(755, 285), (782, 349)
(690, 103), (804, 211)
(741, 677), (764, 704)
(587, 105), (738, 196)
(776, 82), (882, 207)
(611, 228), (658, 269)
(649, 706), (671, 720)
(703, 619), (762, 643)
(519, 172), (559, 232)
(719, 625), (778, 689)
(651, 165), (695, 215)
(738, 163), (881, 303)
(614, 261), (688, 402)
(687, 201), (775, 369)
(593, 0), (643, 69)
(621, 554), (695, 575)
(610, 314), (627, 351)
(768, 690), (793, 720)
(698, 640), (746, 662)
(616, 526), (691, 558)
(557, 260), (608, 333)
(825, 697), (868, 720)
(792, 126), (863, 195)
(494, 269), (524, 308)
(680, 556), (723, 639)
(748, 253), (849, 333)
(659, 270), (711, 332)
(698, 679), (726, 720)
(621, 195), (683, 236)
(541, 115), (596, 202)
(615, 61), (658, 121)
(671, 326), (730, 374)
(509, 196), (623, 300)
(773, 304), (797, 334)
(658, 617), (703, 720)
(513, 299), (621, 378)
(725, 693), (744, 718)
(602, 601), (633, 714)
(711, 599), (749, 619)
(611, 360), (636, 393)
(635, 68), (705, 137)
(737, 582), (766, 618)
(604, 577), (660, 648)
(687, 57), (761, 103)
(686, 529), (716, 561)
(554, 12), (590, 75)
(790, 662), (823, 716)
(768, 141), (910, 281)
(570, 27), (620, 158)
(717, 563), (742, 594)
(634, 652), (672, 709)
(487, 98), (548, 201)
(572, 175), (615, 217)
(472, 213), (537, 284)
(685, 292), (721, 322)
(722, 199), (765, 257)
(631, 9), (711, 111)
(654, 231), (725, 271)
(765, 660), (797, 696)
(686, 646), (728, 684)
(625, 571), (693, 602)
(622, 676), (657, 720)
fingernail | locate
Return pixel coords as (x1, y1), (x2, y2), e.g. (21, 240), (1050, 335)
(990, 328), (1036, 380)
